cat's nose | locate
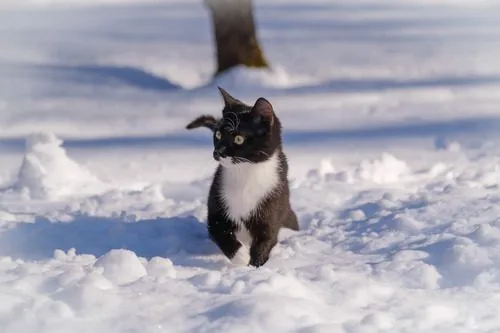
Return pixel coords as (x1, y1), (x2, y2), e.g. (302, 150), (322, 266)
(213, 146), (226, 160)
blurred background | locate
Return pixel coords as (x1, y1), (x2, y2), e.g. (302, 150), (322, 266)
(0, 0), (499, 185)
(0, 0), (499, 140)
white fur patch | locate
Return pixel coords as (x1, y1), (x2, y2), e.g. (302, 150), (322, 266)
(230, 245), (250, 266)
(218, 157), (233, 168)
(220, 152), (280, 222)
(235, 225), (253, 248)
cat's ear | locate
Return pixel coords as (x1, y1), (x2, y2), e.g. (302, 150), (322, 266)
(251, 97), (274, 126)
(217, 86), (243, 108)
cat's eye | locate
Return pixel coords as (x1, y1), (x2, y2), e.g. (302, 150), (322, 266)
(234, 135), (245, 145)
(215, 130), (222, 140)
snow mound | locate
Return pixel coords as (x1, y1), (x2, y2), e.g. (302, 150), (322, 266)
(212, 65), (314, 89)
(94, 249), (147, 285)
(11, 133), (107, 200)
(305, 158), (336, 181)
(147, 257), (176, 279)
(306, 153), (411, 185)
(346, 153), (411, 184)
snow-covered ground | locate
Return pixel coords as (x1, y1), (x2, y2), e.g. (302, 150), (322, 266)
(1, 0), (500, 332)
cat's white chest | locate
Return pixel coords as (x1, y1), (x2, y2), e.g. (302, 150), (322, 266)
(220, 153), (279, 222)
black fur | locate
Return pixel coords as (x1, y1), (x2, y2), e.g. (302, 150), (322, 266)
(185, 115), (219, 131)
(186, 87), (299, 267)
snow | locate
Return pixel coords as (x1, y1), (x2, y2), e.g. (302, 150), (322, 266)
(5, 133), (107, 200)
(1, 0), (500, 332)
(307, 153), (412, 185)
(94, 249), (147, 284)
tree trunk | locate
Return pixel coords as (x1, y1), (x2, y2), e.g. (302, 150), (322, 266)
(205, 0), (269, 76)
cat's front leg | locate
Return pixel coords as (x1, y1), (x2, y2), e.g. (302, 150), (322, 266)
(249, 233), (278, 267)
(207, 218), (250, 266)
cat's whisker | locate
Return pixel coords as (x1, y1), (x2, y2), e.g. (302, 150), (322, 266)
(233, 156), (252, 164)
(238, 157), (253, 164)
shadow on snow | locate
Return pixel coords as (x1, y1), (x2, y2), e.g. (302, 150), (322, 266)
(282, 74), (500, 95)
(2, 116), (500, 151)
(0, 214), (222, 266)
(32, 64), (182, 92)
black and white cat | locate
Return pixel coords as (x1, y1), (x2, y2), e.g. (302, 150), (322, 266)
(186, 87), (299, 267)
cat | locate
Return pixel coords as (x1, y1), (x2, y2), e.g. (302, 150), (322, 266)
(186, 87), (299, 267)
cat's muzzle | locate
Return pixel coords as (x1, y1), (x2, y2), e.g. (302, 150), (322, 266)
(213, 147), (227, 161)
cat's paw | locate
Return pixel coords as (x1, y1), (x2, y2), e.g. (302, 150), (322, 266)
(230, 246), (250, 266)
(249, 254), (270, 268)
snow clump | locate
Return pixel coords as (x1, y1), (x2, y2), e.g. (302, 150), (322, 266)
(11, 132), (107, 200)
(305, 153), (411, 185)
(94, 249), (147, 285)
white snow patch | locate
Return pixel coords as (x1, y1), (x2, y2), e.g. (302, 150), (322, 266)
(52, 271), (118, 312)
(390, 214), (424, 234)
(306, 158), (336, 182)
(360, 312), (395, 330)
(472, 224), (500, 246)
(189, 271), (222, 287)
(212, 65), (315, 89)
(348, 209), (366, 221)
(94, 249), (147, 285)
(375, 251), (442, 289)
(146, 257), (176, 279)
(352, 153), (411, 184)
(7, 133), (107, 200)
(306, 153), (411, 185)
(0, 210), (16, 222)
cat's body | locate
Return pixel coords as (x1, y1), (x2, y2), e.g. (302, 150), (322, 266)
(207, 147), (298, 266)
(186, 87), (299, 267)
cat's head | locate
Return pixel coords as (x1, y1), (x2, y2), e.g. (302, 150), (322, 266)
(212, 87), (281, 168)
